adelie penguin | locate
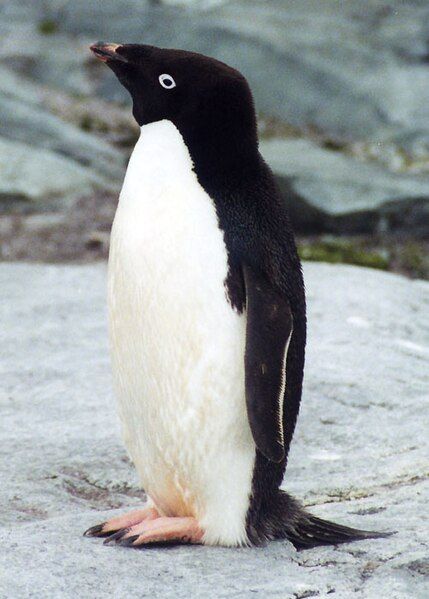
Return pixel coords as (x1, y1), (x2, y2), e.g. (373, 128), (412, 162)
(84, 42), (387, 549)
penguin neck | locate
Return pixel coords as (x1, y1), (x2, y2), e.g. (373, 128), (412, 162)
(179, 119), (260, 192)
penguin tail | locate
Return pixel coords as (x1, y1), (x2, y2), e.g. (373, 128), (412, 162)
(281, 510), (392, 550)
(248, 491), (393, 549)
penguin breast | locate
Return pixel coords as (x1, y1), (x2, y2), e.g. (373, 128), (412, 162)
(107, 119), (255, 546)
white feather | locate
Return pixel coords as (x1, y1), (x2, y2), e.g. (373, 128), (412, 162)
(108, 120), (255, 546)
(277, 328), (293, 446)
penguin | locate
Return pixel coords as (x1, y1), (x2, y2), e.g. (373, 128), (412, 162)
(84, 42), (386, 549)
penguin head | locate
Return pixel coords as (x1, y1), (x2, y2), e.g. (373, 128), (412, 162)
(90, 42), (258, 165)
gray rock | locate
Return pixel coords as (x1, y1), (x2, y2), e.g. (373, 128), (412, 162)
(260, 137), (429, 234)
(4, 0), (429, 151)
(2, 0), (429, 228)
(0, 137), (112, 209)
(0, 64), (124, 209)
(0, 262), (428, 597)
(0, 67), (125, 183)
(29, 1), (429, 149)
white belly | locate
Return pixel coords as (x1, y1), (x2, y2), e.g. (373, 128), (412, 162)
(108, 120), (255, 546)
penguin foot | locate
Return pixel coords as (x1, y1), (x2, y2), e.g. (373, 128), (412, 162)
(104, 516), (203, 548)
(83, 506), (160, 538)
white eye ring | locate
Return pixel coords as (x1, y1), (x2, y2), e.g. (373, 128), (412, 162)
(159, 74), (176, 89)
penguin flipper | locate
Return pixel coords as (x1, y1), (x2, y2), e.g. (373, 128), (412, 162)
(243, 264), (293, 463)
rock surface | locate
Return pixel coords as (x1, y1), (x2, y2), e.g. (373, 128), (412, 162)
(0, 262), (428, 598)
(260, 137), (429, 234)
(0, 137), (112, 212)
(1, 0), (429, 229)
(13, 0), (429, 148)
(0, 65), (124, 209)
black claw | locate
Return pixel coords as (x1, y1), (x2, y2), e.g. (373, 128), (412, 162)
(103, 528), (129, 545)
(83, 523), (106, 537)
(118, 534), (140, 548)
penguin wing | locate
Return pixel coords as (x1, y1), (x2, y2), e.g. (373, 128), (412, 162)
(243, 263), (293, 463)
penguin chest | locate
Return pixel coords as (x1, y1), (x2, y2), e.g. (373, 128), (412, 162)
(108, 121), (253, 521)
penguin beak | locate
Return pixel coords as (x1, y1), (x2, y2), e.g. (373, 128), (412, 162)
(90, 42), (128, 63)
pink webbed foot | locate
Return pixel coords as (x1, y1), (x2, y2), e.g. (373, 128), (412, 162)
(105, 516), (203, 548)
(83, 505), (160, 538)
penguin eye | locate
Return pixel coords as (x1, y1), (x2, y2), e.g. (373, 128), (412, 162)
(159, 74), (176, 89)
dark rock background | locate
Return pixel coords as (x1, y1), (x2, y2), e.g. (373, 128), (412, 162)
(0, 0), (428, 274)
